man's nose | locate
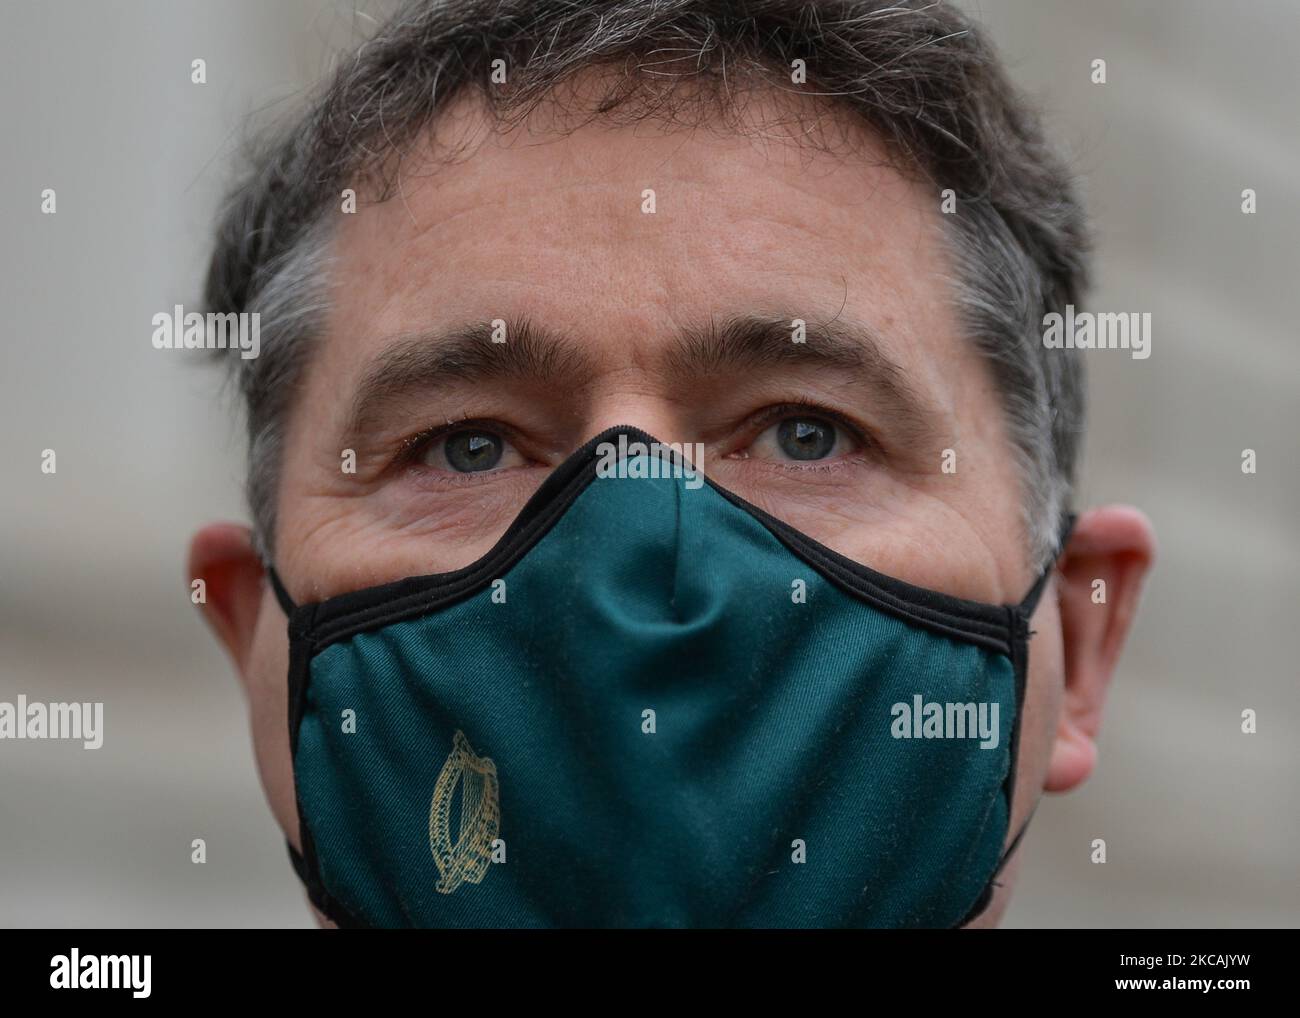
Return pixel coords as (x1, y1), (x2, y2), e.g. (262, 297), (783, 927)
(581, 392), (695, 449)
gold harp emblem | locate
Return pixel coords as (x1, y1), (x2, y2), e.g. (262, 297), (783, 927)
(428, 730), (500, 894)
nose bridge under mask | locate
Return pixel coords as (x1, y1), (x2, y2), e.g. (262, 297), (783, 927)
(574, 456), (693, 628)
(566, 454), (771, 633)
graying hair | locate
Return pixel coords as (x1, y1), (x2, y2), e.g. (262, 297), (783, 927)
(205, 0), (1089, 569)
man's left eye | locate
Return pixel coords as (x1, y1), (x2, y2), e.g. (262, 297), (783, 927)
(745, 414), (857, 462)
(416, 428), (526, 473)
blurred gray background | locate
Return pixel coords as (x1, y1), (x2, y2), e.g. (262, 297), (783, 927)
(1, 0), (1296, 927)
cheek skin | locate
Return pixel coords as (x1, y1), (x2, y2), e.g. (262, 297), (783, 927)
(276, 497), (503, 601)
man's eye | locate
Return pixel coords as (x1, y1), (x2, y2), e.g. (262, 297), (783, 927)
(747, 414), (856, 462)
(416, 429), (524, 473)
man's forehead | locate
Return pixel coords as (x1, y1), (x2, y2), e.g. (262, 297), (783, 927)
(331, 78), (932, 277)
(318, 90), (956, 384)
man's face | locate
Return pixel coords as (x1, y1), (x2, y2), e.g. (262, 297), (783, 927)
(219, 88), (1075, 926)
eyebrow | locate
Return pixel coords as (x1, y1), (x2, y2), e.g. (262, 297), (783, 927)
(342, 310), (937, 444)
(663, 312), (937, 439)
(344, 316), (595, 437)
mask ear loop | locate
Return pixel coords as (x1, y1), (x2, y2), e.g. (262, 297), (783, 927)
(955, 510), (1078, 928)
(265, 564), (299, 617)
(1018, 511), (1077, 616)
(260, 564), (361, 924)
(1000, 511), (1078, 859)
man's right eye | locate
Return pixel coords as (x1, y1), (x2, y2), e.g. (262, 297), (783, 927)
(414, 428), (526, 474)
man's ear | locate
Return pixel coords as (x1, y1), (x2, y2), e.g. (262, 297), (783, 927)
(188, 522), (267, 683)
(1044, 505), (1156, 794)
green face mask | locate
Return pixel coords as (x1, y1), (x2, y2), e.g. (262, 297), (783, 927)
(268, 426), (1070, 928)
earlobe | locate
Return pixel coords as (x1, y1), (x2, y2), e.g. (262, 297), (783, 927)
(188, 522), (267, 679)
(1044, 505), (1156, 793)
